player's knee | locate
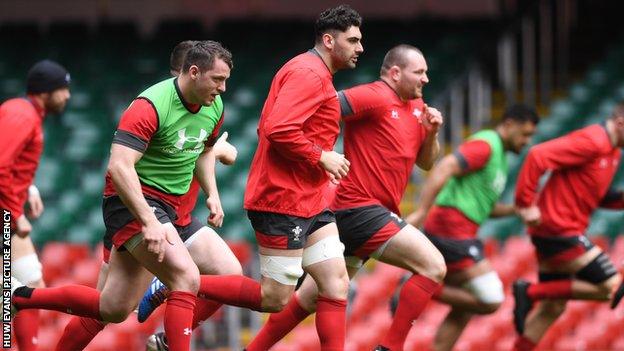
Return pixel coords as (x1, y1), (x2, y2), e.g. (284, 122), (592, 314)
(319, 272), (350, 300)
(12, 253), (43, 287)
(100, 304), (135, 323)
(419, 250), (446, 283)
(464, 271), (504, 310)
(599, 273), (621, 300)
(262, 293), (291, 313)
(169, 264), (200, 294)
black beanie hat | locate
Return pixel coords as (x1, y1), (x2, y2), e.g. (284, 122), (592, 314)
(26, 60), (71, 94)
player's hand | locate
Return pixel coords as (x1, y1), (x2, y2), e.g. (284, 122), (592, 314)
(27, 185), (44, 219)
(142, 220), (174, 262)
(319, 150), (350, 180)
(422, 104), (443, 134)
(518, 206), (541, 227)
(327, 171), (340, 185)
(206, 195), (224, 228)
(214, 132), (238, 165)
(405, 209), (426, 228)
(15, 215), (32, 237)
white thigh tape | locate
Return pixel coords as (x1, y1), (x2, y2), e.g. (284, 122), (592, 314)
(464, 271), (504, 304)
(12, 253), (43, 285)
(259, 255), (304, 285)
(302, 235), (345, 267)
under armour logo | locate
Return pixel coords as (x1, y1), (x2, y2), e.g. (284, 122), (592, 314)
(174, 128), (208, 150)
(600, 158), (609, 169)
(390, 110), (399, 119)
(292, 226), (302, 241)
(413, 108), (422, 117)
(184, 328), (192, 336)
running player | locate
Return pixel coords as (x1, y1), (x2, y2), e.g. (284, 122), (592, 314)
(158, 5), (362, 350)
(245, 44), (446, 351)
(11, 40), (233, 351)
(0, 59), (71, 351)
(404, 104), (539, 351)
(512, 104), (624, 351)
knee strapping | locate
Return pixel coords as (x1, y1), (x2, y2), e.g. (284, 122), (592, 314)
(302, 236), (345, 267)
(259, 255), (304, 285)
(463, 271), (504, 304)
(12, 253), (43, 285)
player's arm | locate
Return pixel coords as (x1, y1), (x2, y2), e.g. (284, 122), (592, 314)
(599, 188), (624, 209)
(213, 132), (237, 165)
(264, 68), (349, 179)
(407, 139), (490, 227)
(416, 104), (443, 171)
(107, 99), (172, 261)
(515, 131), (601, 225)
(0, 112), (36, 234)
(195, 146), (223, 228)
(490, 203), (516, 217)
(406, 154), (463, 228)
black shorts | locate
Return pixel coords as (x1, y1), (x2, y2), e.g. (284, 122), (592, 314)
(102, 195), (177, 253)
(531, 235), (594, 265)
(247, 209), (335, 250)
(102, 214), (204, 264)
(335, 205), (406, 259)
(175, 216), (205, 243)
(425, 232), (484, 273)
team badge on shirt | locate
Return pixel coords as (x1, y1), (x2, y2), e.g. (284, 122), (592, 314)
(390, 110), (399, 119)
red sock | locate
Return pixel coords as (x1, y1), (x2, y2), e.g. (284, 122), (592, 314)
(198, 275), (262, 311)
(513, 335), (537, 351)
(316, 295), (347, 351)
(13, 285), (102, 319)
(191, 298), (222, 329)
(247, 294), (311, 351)
(55, 317), (106, 350)
(165, 291), (196, 351)
(14, 309), (39, 351)
(527, 280), (572, 301)
(381, 274), (440, 351)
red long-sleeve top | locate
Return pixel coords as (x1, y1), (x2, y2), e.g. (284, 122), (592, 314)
(244, 50), (340, 217)
(515, 124), (623, 237)
(0, 97), (45, 223)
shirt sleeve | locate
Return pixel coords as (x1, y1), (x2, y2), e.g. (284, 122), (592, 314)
(454, 140), (492, 174)
(0, 111), (36, 219)
(262, 68), (325, 165)
(599, 188), (624, 209)
(112, 98), (159, 152)
(205, 110), (225, 147)
(515, 129), (602, 208)
(340, 85), (379, 121)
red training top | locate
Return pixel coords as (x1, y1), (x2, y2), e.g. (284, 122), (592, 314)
(244, 50), (340, 217)
(0, 97), (45, 223)
(424, 140), (493, 239)
(330, 80), (428, 216)
(515, 123), (623, 237)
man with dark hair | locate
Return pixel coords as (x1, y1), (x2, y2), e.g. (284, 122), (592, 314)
(11, 40), (233, 351)
(405, 104), (539, 351)
(1, 59), (70, 351)
(512, 104), (624, 351)
(180, 5), (362, 350)
(245, 44), (446, 351)
(50, 40), (241, 351)
(170, 40), (197, 76)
